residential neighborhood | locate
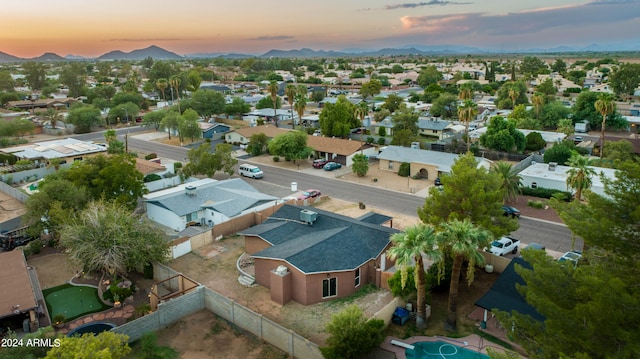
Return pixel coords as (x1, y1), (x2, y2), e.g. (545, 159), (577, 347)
(0, 50), (639, 359)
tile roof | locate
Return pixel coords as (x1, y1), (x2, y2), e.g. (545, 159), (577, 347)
(241, 204), (398, 274)
(144, 178), (278, 217)
(306, 135), (363, 156)
(0, 250), (38, 319)
(135, 158), (166, 175)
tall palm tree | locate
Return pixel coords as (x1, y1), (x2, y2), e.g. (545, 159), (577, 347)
(532, 92), (545, 120)
(44, 107), (63, 129)
(458, 82), (474, 101)
(169, 75), (181, 113)
(457, 99), (478, 152)
(294, 93), (307, 128)
(296, 84), (308, 100)
(566, 152), (596, 202)
(436, 219), (491, 331)
(156, 78), (168, 103)
(388, 224), (441, 329)
(491, 161), (523, 204)
(268, 81), (279, 127)
(594, 93), (616, 159)
(285, 84), (297, 128)
(354, 102), (369, 150)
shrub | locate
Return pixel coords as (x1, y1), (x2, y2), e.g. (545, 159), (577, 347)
(272, 156), (280, 162)
(320, 305), (385, 359)
(398, 162), (411, 177)
(366, 136), (374, 144)
(377, 137), (386, 145)
(378, 126), (386, 137)
(527, 200), (545, 209)
(387, 267), (417, 300)
(521, 186), (571, 200)
(53, 314), (66, 325)
(28, 239), (42, 255)
(144, 153), (157, 160)
(143, 173), (162, 183)
(173, 162), (182, 172)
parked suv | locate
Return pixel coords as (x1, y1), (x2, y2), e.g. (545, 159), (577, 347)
(502, 205), (521, 218)
(312, 159), (328, 168)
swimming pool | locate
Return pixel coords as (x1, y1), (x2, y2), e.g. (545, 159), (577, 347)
(406, 341), (489, 359)
(67, 322), (115, 337)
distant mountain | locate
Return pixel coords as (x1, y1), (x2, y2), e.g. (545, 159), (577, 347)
(186, 52), (256, 59)
(65, 54), (87, 60)
(0, 51), (21, 62)
(31, 52), (66, 61)
(97, 45), (182, 60)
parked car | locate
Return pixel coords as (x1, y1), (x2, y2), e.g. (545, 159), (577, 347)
(487, 236), (520, 256)
(312, 159), (328, 168)
(297, 189), (321, 201)
(525, 242), (546, 251)
(323, 162), (342, 171)
(559, 251), (582, 266)
(502, 205), (521, 218)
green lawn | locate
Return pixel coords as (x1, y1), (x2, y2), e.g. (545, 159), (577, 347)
(43, 283), (111, 321)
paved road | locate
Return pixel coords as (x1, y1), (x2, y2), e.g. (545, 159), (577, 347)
(69, 130), (578, 253)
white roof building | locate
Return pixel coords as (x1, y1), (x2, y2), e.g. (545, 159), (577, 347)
(519, 162), (617, 198)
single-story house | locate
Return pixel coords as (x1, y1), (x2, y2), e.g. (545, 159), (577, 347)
(224, 125), (290, 145)
(377, 145), (491, 180)
(306, 136), (375, 166)
(518, 162), (617, 198)
(5, 98), (78, 112)
(248, 109), (292, 124)
(144, 178), (279, 232)
(240, 204), (399, 305)
(470, 127), (566, 145)
(199, 122), (231, 139)
(417, 118), (456, 140)
(0, 250), (42, 332)
(0, 138), (107, 167)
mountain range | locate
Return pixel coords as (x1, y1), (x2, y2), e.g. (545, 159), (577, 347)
(1, 42), (639, 62)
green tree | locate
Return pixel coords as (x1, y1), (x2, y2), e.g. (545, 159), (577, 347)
(156, 78), (169, 103)
(418, 152), (518, 237)
(0, 70), (16, 92)
(160, 110), (180, 140)
(388, 224), (441, 328)
(224, 97), (251, 118)
(539, 101), (571, 129)
(524, 131), (546, 152)
(66, 104), (101, 133)
(267, 81), (280, 127)
(182, 143), (237, 178)
(319, 96), (359, 137)
(359, 79), (382, 101)
(608, 63), (640, 101)
(178, 108), (201, 143)
(430, 93), (458, 119)
(536, 78), (557, 97)
(417, 65), (442, 88)
(59, 62), (87, 98)
(565, 152), (596, 201)
(381, 93), (403, 113)
(602, 139), (635, 165)
(45, 331), (131, 359)
(191, 89), (226, 120)
(247, 133), (269, 156)
(320, 305), (385, 359)
(556, 118), (574, 138)
(531, 92), (545, 120)
(491, 161), (523, 204)
(594, 93), (616, 159)
(479, 116), (526, 153)
(267, 131), (313, 163)
(143, 108), (167, 131)
(496, 81), (527, 109)
(43, 107), (64, 129)
(436, 219), (491, 331)
(285, 83), (297, 127)
(550, 59), (567, 74)
(22, 61), (47, 90)
(458, 82), (474, 101)
(543, 141), (576, 165)
(520, 56), (548, 78)
(107, 102), (139, 126)
(60, 200), (169, 277)
(351, 153), (369, 177)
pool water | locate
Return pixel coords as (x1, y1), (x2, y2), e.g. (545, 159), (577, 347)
(406, 341), (489, 359)
(43, 284), (111, 321)
(67, 322), (115, 337)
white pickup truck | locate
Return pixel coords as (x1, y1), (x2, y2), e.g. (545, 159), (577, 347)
(488, 236), (520, 256)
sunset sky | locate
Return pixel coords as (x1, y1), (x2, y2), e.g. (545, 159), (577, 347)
(2, 0), (639, 58)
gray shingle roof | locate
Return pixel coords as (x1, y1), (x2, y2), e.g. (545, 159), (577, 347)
(377, 146), (488, 173)
(145, 178), (278, 217)
(241, 205), (399, 274)
(418, 118), (451, 131)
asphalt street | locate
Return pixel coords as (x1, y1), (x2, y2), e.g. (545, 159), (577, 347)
(70, 128), (579, 254)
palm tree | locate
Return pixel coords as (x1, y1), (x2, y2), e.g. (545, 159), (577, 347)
(388, 224), (441, 328)
(294, 93), (307, 128)
(268, 81), (279, 127)
(458, 83), (474, 101)
(457, 99), (478, 152)
(491, 161), (523, 204)
(169, 75), (181, 113)
(44, 107), (63, 129)
(508, 84), (519, 109)
(594, 93), (616, 159)
(436, 219), (491, 331)
(285, 84), (297, 128)
(531, 92), (545, 120)
(354, 102), (368, 146)
(566, 152), (596, 202)
(156, 78), (168, 103)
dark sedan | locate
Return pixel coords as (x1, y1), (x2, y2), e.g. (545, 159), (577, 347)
(502, 205), (521, 218)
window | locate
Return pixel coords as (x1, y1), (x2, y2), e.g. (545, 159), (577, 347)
(322, 277), (337, 298)
(186, 212), (198, 222)
(388, 161), (394, 170)
(355, 268), (360, 287)
(531, 182), (537, 189)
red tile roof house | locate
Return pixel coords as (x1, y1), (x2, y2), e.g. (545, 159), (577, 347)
(239, 204), (399, 305)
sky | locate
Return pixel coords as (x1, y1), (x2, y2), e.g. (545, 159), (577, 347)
(2, 0), (639, 58)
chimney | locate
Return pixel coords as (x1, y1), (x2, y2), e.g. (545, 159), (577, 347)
(185, 185), (196, 197)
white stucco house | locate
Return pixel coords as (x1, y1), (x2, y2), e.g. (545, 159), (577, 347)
(144, 178), (279, 232)
(519, 162), (617, 198)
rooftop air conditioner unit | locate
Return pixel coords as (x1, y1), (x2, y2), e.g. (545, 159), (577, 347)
(548, 162), (557, 171)
(185, 185), (196, 196)
(300, 209), (318, 225)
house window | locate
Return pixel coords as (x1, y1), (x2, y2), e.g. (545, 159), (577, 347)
(531, 182), (537, 189)
(186, 212), (198, 222)
(355, 268), (360, 287)
(388, 161), (394, 170)
(323, 277), (337, 298)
